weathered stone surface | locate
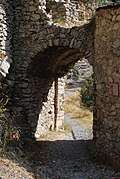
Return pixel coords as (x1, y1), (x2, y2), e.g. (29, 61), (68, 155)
(0, 0), (13, 79)
(94, 5), (120, 164)
(0, 0), (120, 166)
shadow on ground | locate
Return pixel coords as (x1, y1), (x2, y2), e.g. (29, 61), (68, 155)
(23, 139), (93, 163)
(16, 139), (120, 179)
(1, 139), (120, 179)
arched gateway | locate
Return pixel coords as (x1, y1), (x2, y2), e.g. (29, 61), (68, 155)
(0, 0), (120, 166)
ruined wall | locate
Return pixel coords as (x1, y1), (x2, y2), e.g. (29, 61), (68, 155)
(94, 5), (120, 163)
(46, 0), (93, 26)
(4, 0), (94, 139)
(0, 0), (120, 166)
(0, 0), (13, 79)
(35, 77), (65, 138)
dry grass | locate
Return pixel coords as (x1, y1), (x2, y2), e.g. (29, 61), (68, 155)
(64, 89), (93, 132)
(64, 122), (72, 133)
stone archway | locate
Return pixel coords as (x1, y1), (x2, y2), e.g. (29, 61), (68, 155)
(10, 45), (93, 139)
(5, 24), (94, 140)
(28, 46), (93, 138)
(4, 0), (94, 139)
(0, 0), (120, 165)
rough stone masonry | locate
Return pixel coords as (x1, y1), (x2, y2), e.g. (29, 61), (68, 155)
(0, 0), (94, 138)
(0, 0), (120, 166)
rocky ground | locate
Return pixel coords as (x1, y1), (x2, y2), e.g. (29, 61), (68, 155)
(0, 158), (34, 179)
(31, 113), (120, 179)
(0, 113), (120, 179)
(0, 84), (120, 179)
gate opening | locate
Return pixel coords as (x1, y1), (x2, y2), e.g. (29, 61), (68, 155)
(64, 58), (93, 140)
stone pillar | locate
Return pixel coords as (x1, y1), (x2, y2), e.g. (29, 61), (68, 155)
(56, 77), (65, 130)
(94, 5), (120, 164)
(35, 77), (65, 138)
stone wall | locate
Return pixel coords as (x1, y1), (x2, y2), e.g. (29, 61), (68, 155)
(0, 0), (120, 166)
(35, 77), (65, 138)
(66, 58), (93, 87)
(46, 0), (93, 26)
(94, 5), (120, 164)
(0, 0), (13, 79)
(4, 0), (94, 139)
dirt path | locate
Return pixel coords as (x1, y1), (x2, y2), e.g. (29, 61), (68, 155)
(0, 114), (120, 179)
(65, 113), (93, 140)
(34, 140), (120, 179)
(1, 85), (120, 179)
(31, 87), (120, 179)
(31, 114), (120, 179)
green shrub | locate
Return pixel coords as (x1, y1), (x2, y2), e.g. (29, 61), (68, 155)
(80, 76), (94, 111)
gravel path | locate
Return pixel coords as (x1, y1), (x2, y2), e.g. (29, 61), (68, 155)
(33, 88), (120, 178)
(1, 85), (120, 179)
(35, 140), (120, 179)
(1, 114), (120, 179)
(33, 114), (120, 179)
(65, 114), (93, 140)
